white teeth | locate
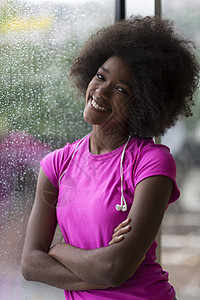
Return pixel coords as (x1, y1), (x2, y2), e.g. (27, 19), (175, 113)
(91, 98), (107, 111)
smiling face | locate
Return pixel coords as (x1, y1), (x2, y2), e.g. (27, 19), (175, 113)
(84, 56), (133, 131)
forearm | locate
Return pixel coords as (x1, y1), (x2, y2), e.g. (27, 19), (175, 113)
(49, 244), (105, 285)
(21, 249), (108, 290)
(49, 242), (137, 287)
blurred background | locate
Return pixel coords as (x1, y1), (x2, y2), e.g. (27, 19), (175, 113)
(0, 0), (199, 299)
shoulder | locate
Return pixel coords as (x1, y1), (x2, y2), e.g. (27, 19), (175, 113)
(41, 139), (80, 166)
(39, 139), (81, 189)
(132, 137), (175, 167)
(125, 137), (176, 174)
(131, 137), (179, 203)
(130, 137), (177, 181)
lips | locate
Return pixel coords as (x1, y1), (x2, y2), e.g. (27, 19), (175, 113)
(89, 96), (112, 113)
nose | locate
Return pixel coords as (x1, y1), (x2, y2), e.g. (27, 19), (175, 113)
(96, 83), (112, 100)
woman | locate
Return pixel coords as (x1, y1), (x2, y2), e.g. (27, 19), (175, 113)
(21, 16), (199, 299)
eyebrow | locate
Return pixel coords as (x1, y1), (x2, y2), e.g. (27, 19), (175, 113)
(99, 66), (109, 73)
(119, 79), (132, 88)
(99, 66), (132, 88)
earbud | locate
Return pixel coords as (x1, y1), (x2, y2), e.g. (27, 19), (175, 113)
(115, 204), (122, 211)
(115, 201), (127, 212)
(122, 204), (127, 211)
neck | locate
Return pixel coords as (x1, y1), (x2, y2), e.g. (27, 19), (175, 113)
(89, 126), (130, 155)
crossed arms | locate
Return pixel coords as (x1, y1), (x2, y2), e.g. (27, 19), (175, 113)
(21, 167), (173, 290)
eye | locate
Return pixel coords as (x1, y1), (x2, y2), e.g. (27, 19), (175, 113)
(96, 73), (105, 81)
(115, 86), (129, 96)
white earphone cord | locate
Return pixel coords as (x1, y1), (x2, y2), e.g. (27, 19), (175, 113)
(115, 135), (131, 212)
(58, 132), (92, 188)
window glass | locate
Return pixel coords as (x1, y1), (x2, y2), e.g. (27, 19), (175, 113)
(0, 0), (114, 298)
(162, 1), (200, 299)
(126, 0), (154, 18)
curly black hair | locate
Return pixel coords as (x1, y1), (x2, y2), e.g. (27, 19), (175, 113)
(70, 16), (199, 137)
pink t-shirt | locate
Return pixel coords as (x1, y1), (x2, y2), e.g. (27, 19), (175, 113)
(40, 135), (179, 300)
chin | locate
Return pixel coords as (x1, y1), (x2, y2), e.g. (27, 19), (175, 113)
(83, 113), (97, 126)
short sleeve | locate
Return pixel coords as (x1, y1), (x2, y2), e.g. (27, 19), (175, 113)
(40, 146), (68, 190)
(134, 144), (180, 204)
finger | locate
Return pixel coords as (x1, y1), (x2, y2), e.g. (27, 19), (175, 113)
(112, 225), (131, 239)
(113, 218), (131, 233)
(115, 218), (131, 231)
(109, 235), (124, 246)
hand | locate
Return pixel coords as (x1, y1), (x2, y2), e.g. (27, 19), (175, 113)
(109, 218), (131, 246)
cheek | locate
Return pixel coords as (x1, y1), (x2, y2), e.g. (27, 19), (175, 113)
(88, 78), (96, 88)
(86, 81), (95, 99)
(120, 97), (132, 112)
(85, 88), (90, 101)
(114, 99), (131, 121)
(115, 97), (129, 111)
